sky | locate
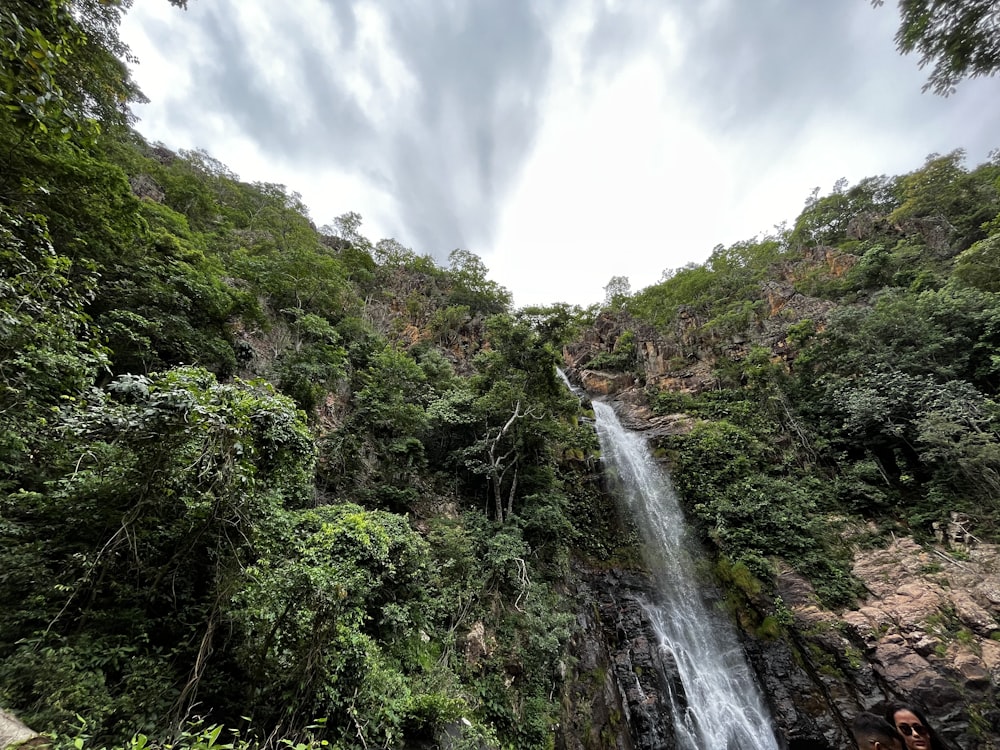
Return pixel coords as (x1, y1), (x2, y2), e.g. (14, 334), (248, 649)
(120, 0), (1000, 308)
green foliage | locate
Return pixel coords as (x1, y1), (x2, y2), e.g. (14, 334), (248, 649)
(0, 368), (315, 738)
(227, 192), (353, 316)
(0, 1), (82, 136)
(95, 200), (241, 375)
(650, 389), (696, 415)
(29, 4), (1000, 743)
(603, 275), (632, 308)
(226, 503), (437, 741)
(953, 226), (1000, 291)
(889, 150), (999, 247)
(805, 287), (1000, 388)
(0, 6), (584, 748)
(626, 173), (1000, 595)
(273, 311), (347, 413)
(587, 329), (638, 372)
(0, 0), (146, 138)
(790, 176), (898, 249)
(643, 343), (869, 607)
(429, 304), (471, 345)
(667, 415), (860, 606)
(518, 302), (598, 349)
(447, 248), (511, 316)
(782, 154), (1000, 303)
(873, 0), (1000, 94)
(627, 263), (713, 328)
(455, 315), (576, 523)
(0, 207), (107, 489)
(627, 235), (789, 332)
(785, 318), (818, 347)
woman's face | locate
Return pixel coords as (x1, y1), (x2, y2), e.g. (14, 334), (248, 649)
(893, 709), (931, 750)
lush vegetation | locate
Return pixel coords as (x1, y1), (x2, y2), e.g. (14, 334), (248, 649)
(0, 4), (608, 748)
(873, 0), (1000, 95)
(4, 2), (1000, 748)
(587, 149), (1000, 608)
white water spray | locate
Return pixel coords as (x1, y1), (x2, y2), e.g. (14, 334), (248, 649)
(593, 400), (779, 750)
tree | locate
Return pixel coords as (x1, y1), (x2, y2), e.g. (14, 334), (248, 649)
(447, 248), (511, 316)
(0, 1), (82, 135)
(331, 211), (373, 252)
(0, 0), (186, 137)
(456, 315), (570, 523)
(873, 0), (1000, 94)
(954, 231), (1000, 291)
(0, 368), (316, 737)
(603, 275), (631, 308)
(226, 503), (438, 742)
(789, 175), (898, 247)
(519, 303), (596, 348)
(0, 207), (107, 491)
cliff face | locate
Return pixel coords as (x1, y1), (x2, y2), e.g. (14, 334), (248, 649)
(559, 279), (999, 748)
(558, 560), (848, 750)
(556, 392), (1000, 750)
(751, 532), (999, 750)
(558, 565), (680, 750)
(563, 280), (837, 397)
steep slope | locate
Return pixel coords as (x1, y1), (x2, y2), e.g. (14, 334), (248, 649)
(557, 151), (1000, 749)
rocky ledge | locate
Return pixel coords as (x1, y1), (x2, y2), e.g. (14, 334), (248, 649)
(751, 527), (1000, 750)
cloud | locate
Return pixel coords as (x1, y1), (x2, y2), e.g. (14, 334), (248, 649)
(674, 1), (1000, 161)
(126, 1), (693, 253)
(123, 1), (1000, 307)
(133, 0), (561, 254)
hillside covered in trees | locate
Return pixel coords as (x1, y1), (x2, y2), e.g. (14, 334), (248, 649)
(1, 3), (606, 748)
(581, 147), (1000, 604)
(558, 146), (1000, 748)
(3, 2), (1000, 749)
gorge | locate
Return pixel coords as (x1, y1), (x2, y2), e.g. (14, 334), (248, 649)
(3, 6), (1000, 745)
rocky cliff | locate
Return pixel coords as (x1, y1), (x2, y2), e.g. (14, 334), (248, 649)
(558, 565), (681, 750)
(557, 387), (1000, 750)
(749, 531), (999, 750)
(563, 277), (838, 397)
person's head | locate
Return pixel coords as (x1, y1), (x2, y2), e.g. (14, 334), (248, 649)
(885, 704), (938, 750)
(852, 712), (904, 750)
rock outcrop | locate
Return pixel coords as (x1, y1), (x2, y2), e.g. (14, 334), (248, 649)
(559, 390), (1000, 750)
(563, 278), (839, 396)
(0, 710), (42, 750)
(742, 531), (999, 750)
(559, 564), (681, 750)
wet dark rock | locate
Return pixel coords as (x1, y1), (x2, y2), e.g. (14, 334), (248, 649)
(559, 564), (680, 750)
(559, 358), (1000, 750)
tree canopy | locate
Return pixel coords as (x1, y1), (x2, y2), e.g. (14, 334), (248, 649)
(3, 2), (1000, 748)
(874, 0), (1000, 94)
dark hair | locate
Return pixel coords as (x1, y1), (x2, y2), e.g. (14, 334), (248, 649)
(852, 713), (902, 748)
(884, 704), (949, 750)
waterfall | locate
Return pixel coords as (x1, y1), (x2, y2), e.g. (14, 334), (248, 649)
(592, 400), (779, 750)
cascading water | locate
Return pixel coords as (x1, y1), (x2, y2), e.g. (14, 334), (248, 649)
(592, 400), (780, 750)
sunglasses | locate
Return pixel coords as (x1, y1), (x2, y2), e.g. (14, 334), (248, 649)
(897, 724), (929, 738)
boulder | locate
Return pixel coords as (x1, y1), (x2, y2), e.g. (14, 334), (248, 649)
(579, 370), (635, 396)
(0, 711), (42, 750)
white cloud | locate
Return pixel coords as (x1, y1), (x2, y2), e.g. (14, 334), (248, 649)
(487, 54), (731, 306)
(341, 3), (418, 122)
(120, 2), (1000, 309)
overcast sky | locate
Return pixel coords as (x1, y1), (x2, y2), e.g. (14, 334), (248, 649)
(121, 0), (1000, 308)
